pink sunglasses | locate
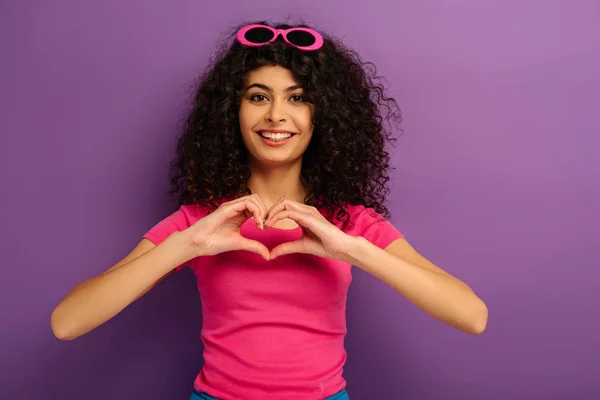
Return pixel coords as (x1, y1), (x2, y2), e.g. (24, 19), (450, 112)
(236, 24), (324, 51)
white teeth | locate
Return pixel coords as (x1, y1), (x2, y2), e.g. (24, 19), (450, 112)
(260, 131), (293, 140)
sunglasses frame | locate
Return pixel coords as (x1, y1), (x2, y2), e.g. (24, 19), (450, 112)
(236, 24), (324, 51)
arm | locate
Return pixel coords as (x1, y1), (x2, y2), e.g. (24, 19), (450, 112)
(51, 194), (273, 341)
(50, 232), (195, 340)
(262, 199), (487, 334)
(346, 237), (488, 335)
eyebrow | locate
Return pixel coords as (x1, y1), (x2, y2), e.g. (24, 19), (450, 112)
(244, 83), (303, 93)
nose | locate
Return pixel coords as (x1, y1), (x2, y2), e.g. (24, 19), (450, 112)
(265, 100), (286, 123)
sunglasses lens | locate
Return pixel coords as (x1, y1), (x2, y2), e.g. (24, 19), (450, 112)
(286, 30), (316, 47)
(244, 27), (275, 44)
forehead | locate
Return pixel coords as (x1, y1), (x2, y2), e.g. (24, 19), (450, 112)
(245, 65), (301, 88)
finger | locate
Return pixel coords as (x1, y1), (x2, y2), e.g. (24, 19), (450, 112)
(265, 208), (313, 229)
(220, 195), (269, 228)
(240, 200), (262, 224)
(237, 237), (271, 261)
(222, 195), (265, 219)
(218, 196), (251, 217)
(244, 197), (267, 229)
(266, 196), (286, 215)
(263, 197), (286, 227)
(270, 240), (308, 259)
(265, 200), (287, 225)
(266, 198), (308, 222)
(306, 205), (324, 219)
(223, 198), (264, 229)
(251, 194), (269, 220)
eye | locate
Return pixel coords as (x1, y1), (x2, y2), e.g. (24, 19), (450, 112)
(290, 94), (305, 103)
(250, 93), (268, 102)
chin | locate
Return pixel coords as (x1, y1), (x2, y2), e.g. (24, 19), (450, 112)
(254, 155), (297, 166)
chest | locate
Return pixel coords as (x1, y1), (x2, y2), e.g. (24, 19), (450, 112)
(190, 226), (352, 313)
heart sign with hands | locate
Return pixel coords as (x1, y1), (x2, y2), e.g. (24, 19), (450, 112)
(264, 198), (356, 262)
(183, 194), (271, 260)
(182, 195), (357, 262)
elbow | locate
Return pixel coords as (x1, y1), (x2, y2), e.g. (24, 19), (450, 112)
(50, 307), (79, 341)
(468, 299), (488, 335)
(52, 328), (77, 341)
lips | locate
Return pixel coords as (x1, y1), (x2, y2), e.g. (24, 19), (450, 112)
(257, 130), (296, 138)
(256, 130), (295, 147)
(258, 129), (296, 134)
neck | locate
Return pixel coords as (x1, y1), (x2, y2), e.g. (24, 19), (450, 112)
(247, 159), (308, 209)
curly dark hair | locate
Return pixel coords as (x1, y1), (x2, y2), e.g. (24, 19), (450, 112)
(169, 20), (403, 228)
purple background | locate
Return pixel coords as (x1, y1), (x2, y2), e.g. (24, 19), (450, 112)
(1, 0), (599, 399)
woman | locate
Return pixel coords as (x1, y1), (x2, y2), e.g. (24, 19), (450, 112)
(51, 21), (488, 400)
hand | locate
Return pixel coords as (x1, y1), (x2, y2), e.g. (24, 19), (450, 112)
(264, 198), (356, 261)
(183, 194), (270, 260)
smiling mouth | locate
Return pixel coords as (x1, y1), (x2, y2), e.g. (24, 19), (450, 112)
(257, 131), (296, 142)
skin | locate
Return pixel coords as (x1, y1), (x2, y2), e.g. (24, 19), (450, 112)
(50, 65), (487, 342)
(242, 65), (488, 334)
(239, 65), (314, 226)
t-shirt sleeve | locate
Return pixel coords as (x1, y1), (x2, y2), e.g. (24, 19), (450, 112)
(142, 205), (198, 271)
(347, 205), (405, 249)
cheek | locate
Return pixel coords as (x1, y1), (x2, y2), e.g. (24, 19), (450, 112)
(238, 103), (261, 130)
(238, 107), (250, 130)
(296, 108), (314, 131)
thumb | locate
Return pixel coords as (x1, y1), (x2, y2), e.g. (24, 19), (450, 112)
(237, 238), (271, 261)
(270, 240), (305, 260)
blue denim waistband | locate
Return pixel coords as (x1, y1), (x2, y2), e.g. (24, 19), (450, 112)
(190, 388), (349, 400)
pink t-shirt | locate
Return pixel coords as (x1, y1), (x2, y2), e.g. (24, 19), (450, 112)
(143, 202), (404, 400)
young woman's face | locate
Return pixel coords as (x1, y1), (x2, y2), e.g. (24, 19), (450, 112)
(239, 65), (314, 166)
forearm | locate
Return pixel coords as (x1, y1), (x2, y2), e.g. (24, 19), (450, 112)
(346, 237), (488, 335)
(51, 232), (194, 340)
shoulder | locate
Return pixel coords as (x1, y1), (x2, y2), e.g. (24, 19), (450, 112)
(330, 204), (387, 231)
(143, 203), (210, 245)
(344, 203), (384, 220)
(156, 203), (210, 228)
(177, 203), (211, 223)
(329, 203), (405, 249)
